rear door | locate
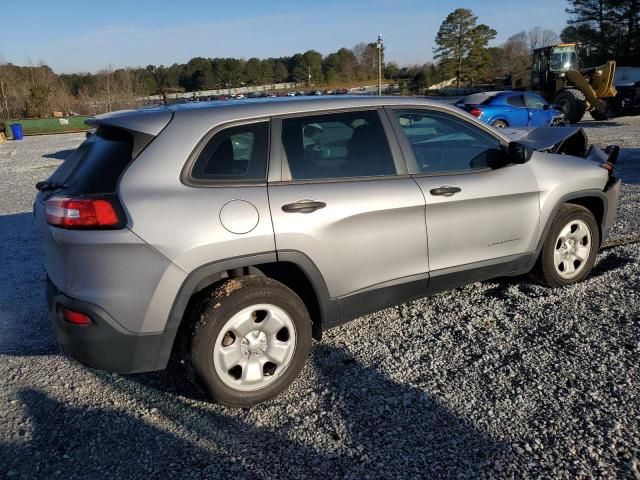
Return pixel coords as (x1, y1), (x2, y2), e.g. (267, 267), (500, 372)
(504, 94), (529, 127)
(387, 107), (540, 275)
(524, 93), (551, 126)
(267, 109), (428, 314)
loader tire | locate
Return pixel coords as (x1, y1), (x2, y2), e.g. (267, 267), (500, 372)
(554, 89), (586, 124)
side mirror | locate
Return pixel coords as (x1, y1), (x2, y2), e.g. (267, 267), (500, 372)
(508, 142), (533, 164)
(543, 104), (550, 110)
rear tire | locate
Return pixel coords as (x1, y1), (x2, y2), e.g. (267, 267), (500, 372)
(531, 205), (599, 288)
(554, 89), (587, 124)
(190, 276), (312, 407)
(491, 120), (509, 128)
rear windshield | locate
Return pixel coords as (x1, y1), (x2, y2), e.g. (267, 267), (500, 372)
(48, 128), (133, 195)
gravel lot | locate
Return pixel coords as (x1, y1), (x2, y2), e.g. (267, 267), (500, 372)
(1, 116), (639, 479)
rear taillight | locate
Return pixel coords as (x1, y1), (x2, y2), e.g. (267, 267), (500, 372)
(46, 196), (120, 229)
(58, 305), (93, 325)
(469, 107), (482, 117)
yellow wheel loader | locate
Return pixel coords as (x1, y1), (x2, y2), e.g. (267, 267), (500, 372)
(512, 43), (617, 123)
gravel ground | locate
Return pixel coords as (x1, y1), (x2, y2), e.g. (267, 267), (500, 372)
(0, 118), (639, 479)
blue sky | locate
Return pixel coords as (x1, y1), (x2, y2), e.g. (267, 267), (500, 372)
(6, 0), (568, 73)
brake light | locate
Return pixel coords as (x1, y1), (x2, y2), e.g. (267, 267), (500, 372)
(58, 305), (93, 325)
(469, 107), (482, 117)
(46, 197), (120, 228)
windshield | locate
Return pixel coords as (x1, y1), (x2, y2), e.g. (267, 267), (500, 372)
(550, 46), (578, 72)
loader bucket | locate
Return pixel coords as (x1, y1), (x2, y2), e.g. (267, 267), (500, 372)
(566, 61), (617, 115)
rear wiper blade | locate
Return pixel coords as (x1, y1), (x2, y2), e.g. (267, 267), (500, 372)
(35, 181), (66, 192)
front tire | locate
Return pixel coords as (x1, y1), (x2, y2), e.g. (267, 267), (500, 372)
(190, 276), (312, 407)
(531, 205), (599, 288)
(553, 89), (587, 124)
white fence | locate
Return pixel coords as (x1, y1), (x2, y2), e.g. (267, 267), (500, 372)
(143, 82), (302, 101)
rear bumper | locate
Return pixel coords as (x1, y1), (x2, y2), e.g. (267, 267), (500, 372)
(47, 276), (175, 374)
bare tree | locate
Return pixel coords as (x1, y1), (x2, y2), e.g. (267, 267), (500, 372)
(0, 54), (9, 120)
(528, 27), (560, 50)
(494, 31), (530, 77)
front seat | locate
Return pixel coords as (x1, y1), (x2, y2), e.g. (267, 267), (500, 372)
(345, 124), (394, 177)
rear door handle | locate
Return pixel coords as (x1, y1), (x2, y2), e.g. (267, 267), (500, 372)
(282, 200), (327, 213)
(429, 186), (461, 197)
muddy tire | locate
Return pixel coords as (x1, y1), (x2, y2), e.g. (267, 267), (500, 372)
(190, 276), (312, 407)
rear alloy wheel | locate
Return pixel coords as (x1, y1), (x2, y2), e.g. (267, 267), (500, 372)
(213, 304), (296, 392)
(190, 276), (312, 407)
(491, 120), (508, 128)
(531, 204), (599, 288)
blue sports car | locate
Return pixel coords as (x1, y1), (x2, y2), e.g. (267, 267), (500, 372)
(455, 91), (565, 128)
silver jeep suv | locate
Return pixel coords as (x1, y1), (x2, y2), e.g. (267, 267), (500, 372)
(35, 97), (621, 407)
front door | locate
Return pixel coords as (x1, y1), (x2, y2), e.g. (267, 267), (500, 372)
(524, 93), (551, 126)
(267, 109), (429, 306)
(387, 107), (541, 273)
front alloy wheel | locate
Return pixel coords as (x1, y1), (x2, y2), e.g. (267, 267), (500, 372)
(553, 219), (592, 280)
(531, 204), (599, 288)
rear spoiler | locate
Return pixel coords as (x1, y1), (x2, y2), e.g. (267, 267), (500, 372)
(85, 108), (173, 158)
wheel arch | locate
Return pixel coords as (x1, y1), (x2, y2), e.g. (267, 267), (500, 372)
(534, 190), (608, 261)
(564, 196), (605, 241)
(490, 117), (510, 127)
(157, 251), (335, 369)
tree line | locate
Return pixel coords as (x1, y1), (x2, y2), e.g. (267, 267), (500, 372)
(561, 0), (640, 65)
(1, 0), (638, 121)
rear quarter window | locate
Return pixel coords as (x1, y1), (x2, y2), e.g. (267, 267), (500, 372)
(506, 95), (526, 108)
(189, 121), (269, 182)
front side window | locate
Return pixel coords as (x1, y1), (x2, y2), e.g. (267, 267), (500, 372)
(524, 94), (546, 109)
(191, 122), (269, 181)
(281, 110), (396, 180)
(394, 110), (504, 174)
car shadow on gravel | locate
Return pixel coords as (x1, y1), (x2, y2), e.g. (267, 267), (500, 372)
(590, 251), (634, 278)
(482, 277), (527, 300)
(0, 213), (56, 356)
(482, 249), (634, 299)
(0, 389), (252, 479)
(42, 149), (75, 160)
(77, 344), (510, 478)
(580, 120), (624, 128)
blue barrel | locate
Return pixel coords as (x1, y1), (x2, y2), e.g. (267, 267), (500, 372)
(10, 123), (23, 140)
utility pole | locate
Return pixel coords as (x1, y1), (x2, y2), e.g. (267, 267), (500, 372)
(376, 34), (383, 96)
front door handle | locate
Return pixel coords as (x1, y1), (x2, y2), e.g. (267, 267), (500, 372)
(282, 200), (327, 213)
(429, 186), (461, 197)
